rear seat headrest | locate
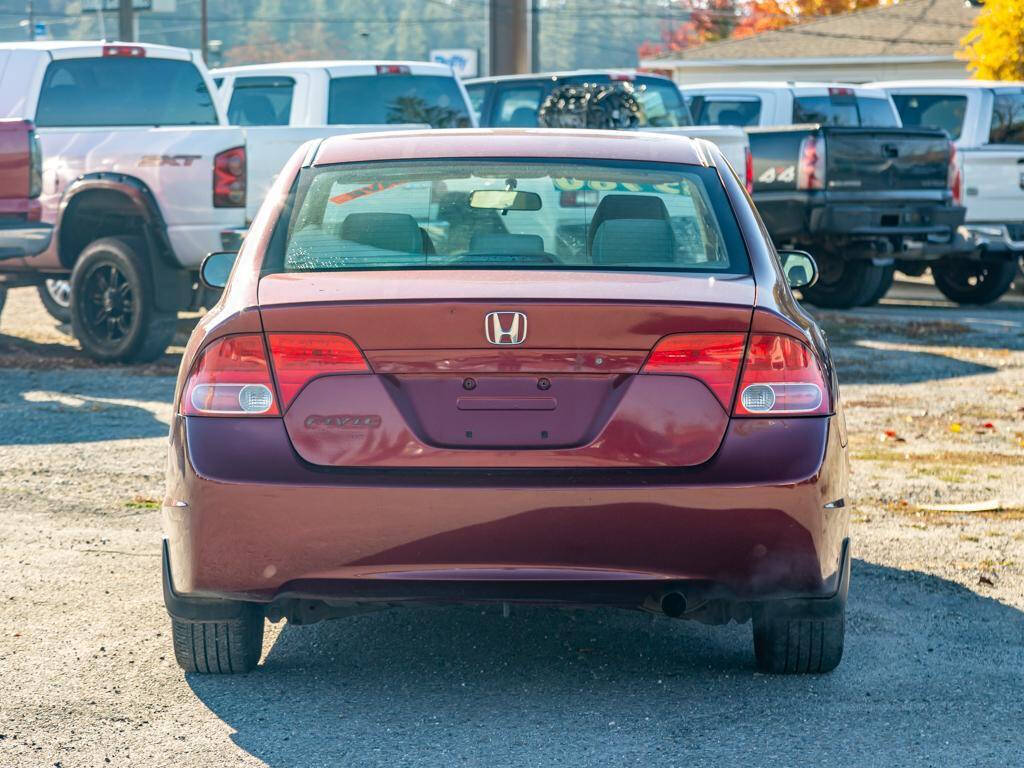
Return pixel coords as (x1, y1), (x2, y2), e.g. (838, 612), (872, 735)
(341, 212), (423, 253)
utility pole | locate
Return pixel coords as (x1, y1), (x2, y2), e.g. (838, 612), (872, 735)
(200, 0), (208, 63)
(488, 0), (531, 75)
(119, 0), (134, 42)
(27, 0), (35, 40)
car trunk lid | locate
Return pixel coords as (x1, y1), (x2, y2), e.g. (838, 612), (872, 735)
(258, 270), (754, 468)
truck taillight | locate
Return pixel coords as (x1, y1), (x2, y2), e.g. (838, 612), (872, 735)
(267, 333), (370, 409)
(641, 333), (747, 409)
(744, 146), (754, 194)
(183, 334), (279, 416)
(103, 45), (145, 58)
(796, 135), (825, 190)
(28, 129), (42, 200)
(733, 334), (829, 417)
(376, 64), (411, 75)
(213, 146), (246, 208)
(948, 142), (962, 206)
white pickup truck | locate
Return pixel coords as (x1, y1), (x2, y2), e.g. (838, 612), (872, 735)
(211, 60), (473, 225)
(0, 42), (420, 362)
(871, 80), (1024, 303)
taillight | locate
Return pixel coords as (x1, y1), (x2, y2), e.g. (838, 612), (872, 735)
(796, 135), (825, 190)
(183, 334), (279, 416)
(213, 146), (246, 208)
(609, 72), (636, 82)
(28, 130), (42, 200)
(267, 333), (369, 409)
(641, 333), (746, 409)
(948, 142), (962, 206)
(733, 334), (829, 417)
(744, 146), (754, 194)
(376, 64), (411, 75)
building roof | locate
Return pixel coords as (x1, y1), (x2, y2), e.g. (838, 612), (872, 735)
(643, 0), (979, 64)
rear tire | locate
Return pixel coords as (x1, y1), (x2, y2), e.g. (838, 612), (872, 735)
(800, 255), (884, 309)
(69, 236), (177, 363)
(859, 264), (895, 306)
(170, 606), (265, 674)
(931, 258), (1017, 305)
(37, 278), (72, 323)
(753, 610), (845, 674)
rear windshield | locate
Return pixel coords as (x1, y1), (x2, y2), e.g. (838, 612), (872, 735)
(35, 57), (218, 127)
(689, 96), (762, 127)
(227, 76), (294, 126)
(793, 95), (899, 127)
(890, 93), (967, 139)
(264, 159), (748, 276)
(328, 74), (472, 128)
(563, 76), (694, 127)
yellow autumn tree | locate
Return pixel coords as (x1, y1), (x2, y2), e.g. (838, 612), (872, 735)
(959, 0), (1024, 80)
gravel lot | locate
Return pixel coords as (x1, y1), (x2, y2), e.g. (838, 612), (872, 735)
(1, 281), (1022, 767)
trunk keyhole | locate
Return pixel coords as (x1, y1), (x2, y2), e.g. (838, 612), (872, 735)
(463, 378), (476, 390)
(537, 378), (551, 390)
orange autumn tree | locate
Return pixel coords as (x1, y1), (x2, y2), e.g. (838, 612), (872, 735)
(639, 0), (892, 55)
(959, 0), (1024, 80)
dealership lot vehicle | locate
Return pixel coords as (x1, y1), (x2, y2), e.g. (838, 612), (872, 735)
(0, 41), (248, 362)
(872, 80), (1024, 304)
(683, 82), (981, 308)
(164, 129), (849, 675)
(465, 71), (750, 180)
(212, 60), (473, 224)
(0, 118), (51, 316)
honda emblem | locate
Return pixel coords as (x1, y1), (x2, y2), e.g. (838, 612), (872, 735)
(484, 311), (527, 345)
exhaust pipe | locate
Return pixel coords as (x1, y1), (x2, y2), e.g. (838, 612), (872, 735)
(660, 591), (687, 618)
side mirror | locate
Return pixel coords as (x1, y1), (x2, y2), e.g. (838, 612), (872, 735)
(200, 251), (237, 289)
(778, 249), (817, 290)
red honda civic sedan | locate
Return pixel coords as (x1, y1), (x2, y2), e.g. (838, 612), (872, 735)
(163, 129), (850, 675)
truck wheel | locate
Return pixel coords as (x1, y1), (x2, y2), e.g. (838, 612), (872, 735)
(70, 237), (177, 363)
(170, 606), (265, 674)
(800, 256), (884, 309)
(859, 264), (895, 306)
(37, 278), (72, 323)
(753, 610), (845, 674)
(931, 258), (1017, 305)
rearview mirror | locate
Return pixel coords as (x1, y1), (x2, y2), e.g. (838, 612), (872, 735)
(778, 250), (817, 290)
(469, 189), (542, 211)
(200, 251), (237, 289)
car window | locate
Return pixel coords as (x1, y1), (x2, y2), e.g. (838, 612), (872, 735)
(560, 76), (693, 127)
(327, 74), (472, 128)
(35, 57), (218, 127)
(465, 82), (489, 123)
(793, 94), (899, 127)
(890, 94), (967, 139)
(690, 96), (762, 127)
(227, 76), (294, 126)
(989, 90), (1024, 145)
(493, 86), (544, 127)
(856, 97), (901, 127)
(266, 159), (749, 276)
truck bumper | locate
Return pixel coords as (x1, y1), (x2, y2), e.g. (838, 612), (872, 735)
(0, 221), (53, 262)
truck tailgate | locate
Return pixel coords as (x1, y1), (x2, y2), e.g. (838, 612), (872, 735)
(824, 127), (949, 192)
(961, 147), (1024, 225)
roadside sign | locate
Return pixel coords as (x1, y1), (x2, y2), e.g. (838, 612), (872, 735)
(430, 48), (478, 79)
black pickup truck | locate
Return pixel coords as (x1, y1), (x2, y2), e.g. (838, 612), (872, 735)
(747, 123), (966, 306)
(684, 84), (978, 307)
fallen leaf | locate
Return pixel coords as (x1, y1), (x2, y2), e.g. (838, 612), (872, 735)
(881, 429), (906, 443)
(921, 499), (1002, 513)
(950, 423), (962, 433)
(982, 422), (996, 430)
(978, 575), (995, 587)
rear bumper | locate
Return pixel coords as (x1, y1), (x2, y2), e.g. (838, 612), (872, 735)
(0, 221), (52, 262)
(163, 414), (849, 610)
